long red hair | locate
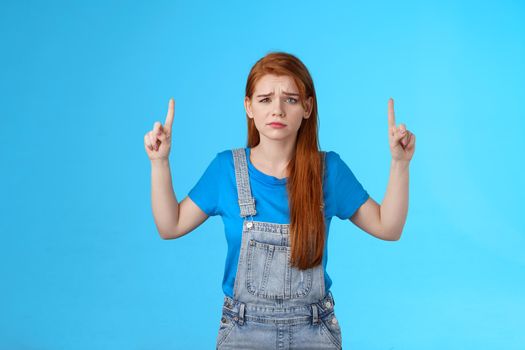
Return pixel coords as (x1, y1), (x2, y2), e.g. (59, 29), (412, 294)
(245, 52), (325, 270)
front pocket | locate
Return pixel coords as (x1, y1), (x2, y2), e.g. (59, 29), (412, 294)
(245, 239), (313, 299)
(216, 312), (235, 348)
(320, 312), (342, 349)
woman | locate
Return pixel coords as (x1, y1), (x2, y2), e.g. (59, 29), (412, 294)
(144, 52), (415, 349)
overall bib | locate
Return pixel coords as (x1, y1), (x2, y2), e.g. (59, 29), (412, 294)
(216, 148), (343, 349)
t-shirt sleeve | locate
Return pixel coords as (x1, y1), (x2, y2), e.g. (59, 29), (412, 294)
(187, 153), (222, 217)
(332, 152), (370, 220)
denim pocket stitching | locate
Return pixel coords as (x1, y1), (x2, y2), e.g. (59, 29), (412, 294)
(246, 239), (314, 299)
(216, 312), (236, 348)
(319, 313), (342, 349)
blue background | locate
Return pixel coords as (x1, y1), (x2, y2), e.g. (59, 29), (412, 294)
(1, 0), (524, 349)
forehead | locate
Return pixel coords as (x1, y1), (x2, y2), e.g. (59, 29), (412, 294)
(254, 74), (299, 92)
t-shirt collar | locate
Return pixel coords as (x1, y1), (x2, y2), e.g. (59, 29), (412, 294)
(246, 147), (287, 186)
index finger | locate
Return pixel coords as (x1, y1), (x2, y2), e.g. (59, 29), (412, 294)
(388, 98), (396, 131)
(164, 98), (175, 133)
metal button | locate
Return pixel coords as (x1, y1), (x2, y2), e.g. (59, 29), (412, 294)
(221, 316), (227, 323)
(233, 316), (238, 321)
(331, 317), (337, 325)
(249, 240), (255, 246)
(325, 301), (332, 308)
(246, 222), (253, 228)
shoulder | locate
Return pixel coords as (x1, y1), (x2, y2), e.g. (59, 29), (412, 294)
(217, 149), (233, 160)
(213, 148), (243, 168)
(196, 149), (232, 173)
(322, 150), (343, 168)
(322, 150), (360, 180)
(322, 150), (339, 159)
(206, 149), (234, 161)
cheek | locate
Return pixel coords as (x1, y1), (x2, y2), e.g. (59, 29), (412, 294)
(293, 119), (305, 130)
(251, 115), (265, 129)
(290, 112), (306, 127)
(250, 107), (264, 121)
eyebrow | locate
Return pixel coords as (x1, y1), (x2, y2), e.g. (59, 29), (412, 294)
(256, 91), (300, 98)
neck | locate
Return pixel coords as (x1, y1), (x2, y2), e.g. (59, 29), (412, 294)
(250, 137), (296, 177)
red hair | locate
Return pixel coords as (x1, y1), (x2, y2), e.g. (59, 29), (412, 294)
(245, 52), (325, 270)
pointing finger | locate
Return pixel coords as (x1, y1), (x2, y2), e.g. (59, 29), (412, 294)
(164, 98), (175, 134)
(388, 98), (396, 133)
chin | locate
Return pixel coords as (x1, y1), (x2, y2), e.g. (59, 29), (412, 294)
(260, 132), (296, 142)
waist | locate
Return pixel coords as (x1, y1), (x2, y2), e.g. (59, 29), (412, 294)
(222, 290), (336, 322)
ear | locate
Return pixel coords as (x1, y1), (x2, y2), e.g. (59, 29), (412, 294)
(303, 96), (313, 119)
(244, 96), (253, 119)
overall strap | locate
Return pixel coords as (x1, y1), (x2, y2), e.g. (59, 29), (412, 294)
(232, 148), (257, 218)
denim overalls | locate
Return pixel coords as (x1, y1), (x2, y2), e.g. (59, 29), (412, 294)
(216, 148), (343, 349)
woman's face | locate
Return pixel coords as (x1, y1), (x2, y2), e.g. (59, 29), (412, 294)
(245, 74), (312, 143)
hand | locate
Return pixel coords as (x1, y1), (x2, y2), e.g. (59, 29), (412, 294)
(388, 98), (416, 162)
(144, 98), (175, 161)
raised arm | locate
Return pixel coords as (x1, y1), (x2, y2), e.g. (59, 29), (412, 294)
(144, 98), (209, 240)
(349, 98), (416, 241)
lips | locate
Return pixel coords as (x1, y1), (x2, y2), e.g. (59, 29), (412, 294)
(268, 122), (286, 127)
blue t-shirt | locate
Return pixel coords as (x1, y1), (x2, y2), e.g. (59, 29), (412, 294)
(188, 147), (369, 298)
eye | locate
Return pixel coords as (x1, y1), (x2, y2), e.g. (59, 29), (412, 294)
(259, 98), (270, 103)
(286, 97), (298, 104)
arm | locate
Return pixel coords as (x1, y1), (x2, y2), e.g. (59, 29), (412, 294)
(349, 98), (415, 241)
(145, 98), (209, 240)
(350, 160), (409, 241)
(150, 159), (209, 240)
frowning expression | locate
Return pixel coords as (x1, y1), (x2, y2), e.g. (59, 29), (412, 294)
(244, 74), (312, 143)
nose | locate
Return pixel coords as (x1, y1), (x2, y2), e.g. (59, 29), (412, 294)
(272, 99), (286, 117)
